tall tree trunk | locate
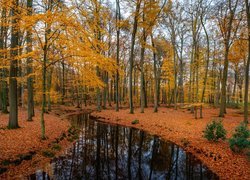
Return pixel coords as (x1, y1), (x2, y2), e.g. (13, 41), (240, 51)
(151, 36), (158, 112)
(140, 20), (146, 113)
(178, 36), (184, 103)
(0, 6), (8, 114)
(173, 48), (177, 109)
(96, 67), (101, 112)
(129, 0), (141, 114)
(9, 0), (19, 129)
(232, 69), (238, 103)
(103, 72), (108, 109)
(115, 0), (120, 112)
(201, 13), (210, 103)
(219, 0), (238, 117)
(41, 47), (47, 139)
(61, 61), (65, 104)
(47, 68), (52, 111)
(219, 46), (230, 117)
(244, 0), (250, 123)
(27, 0), (34, 121)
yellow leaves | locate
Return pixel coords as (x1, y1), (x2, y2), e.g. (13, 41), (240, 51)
(139, 0), (161, 33)
(117, 19), (130, 30)
(229, 39), (247, 64)
(0, 0), (117, 104)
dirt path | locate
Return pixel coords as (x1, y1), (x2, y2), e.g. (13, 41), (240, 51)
(93, 107), (250, 180)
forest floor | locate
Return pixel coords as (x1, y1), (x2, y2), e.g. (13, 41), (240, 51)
(93, 106), (250, 180)
(0, 105), (249, 179)
(0, 107), (82, 179)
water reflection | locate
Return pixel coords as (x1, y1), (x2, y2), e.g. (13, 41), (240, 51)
(31, 113), (218, 180)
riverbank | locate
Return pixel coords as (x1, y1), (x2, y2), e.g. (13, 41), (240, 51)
(1, 105), (249, 179)
(93, 107), (250, 180)
(0, 107), (73, 179)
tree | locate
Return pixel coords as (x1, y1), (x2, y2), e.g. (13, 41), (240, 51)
(115, 0), (121, 112)
(200, 0), (211, 103)
(26, 0), (34, 121)
(0, 1), (8, 114)
(244, 0), (250, 123)
(129, 0), (142, 114)
(8, 0), (19, 129)
(218, 0), (240, 117)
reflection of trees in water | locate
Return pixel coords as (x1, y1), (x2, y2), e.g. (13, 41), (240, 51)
(50, 114), (218, 180)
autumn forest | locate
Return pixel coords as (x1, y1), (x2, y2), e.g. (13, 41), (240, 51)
(0, 0), (250, 179)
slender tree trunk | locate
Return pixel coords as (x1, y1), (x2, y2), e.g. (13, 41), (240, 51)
(151, 36), (158, 112)
(201, 13), (210, 103)
(219, 0), (238, 117)
(103, 72), (108, 109)
(96, 67), (101, 112)
(173, 49), (177, 109)
(188, 46), (194, 103)
(178, 36), (184, 103)
(233, 69), (238, 103)
(140, 26), (146, 113)
(27, 0), (34, 121)
(115, 0), (121, 112)
(61, 61), (65, 104)
(9, 0), (19, 129)
(40, 11), (52, 138)
(219, 46), (230, 117)
(0, 7), (8, 114)
(129, 0), (141, 114)
(47, 68), (52, 111)
(144, 75), (148, 107)
(41, 48), (46, 139)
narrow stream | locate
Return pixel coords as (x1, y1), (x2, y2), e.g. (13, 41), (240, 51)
(29, 113), (218, 180)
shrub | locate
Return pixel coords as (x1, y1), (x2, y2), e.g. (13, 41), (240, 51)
(42, 150), (55, 158)
(203, 119), (227, 141)
(226, 102), (241, 109)
(51, 144), (62, 151)
(131, 119), (139, 124)
(229, 123), (250, 152)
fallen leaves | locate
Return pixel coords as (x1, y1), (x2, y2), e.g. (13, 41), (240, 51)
(0, 107), (70, 179)
(93, 107), (250, 180)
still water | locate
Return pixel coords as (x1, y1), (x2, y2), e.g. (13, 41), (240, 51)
(29, 113), (218, 180)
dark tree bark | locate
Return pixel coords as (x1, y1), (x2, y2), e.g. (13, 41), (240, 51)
(27, 0), (34, 121)
(9, 0), (19, 129)
(219, 0), (239, 117)
(0, 6), (8, 114)
(151, 35), (158, 112)
(140, 11), (146, 113)
(200, 6), (210, 103)
(244, 0), (250, 123)
(129, 0), (141, 114)
(115, 0), (121, 112)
